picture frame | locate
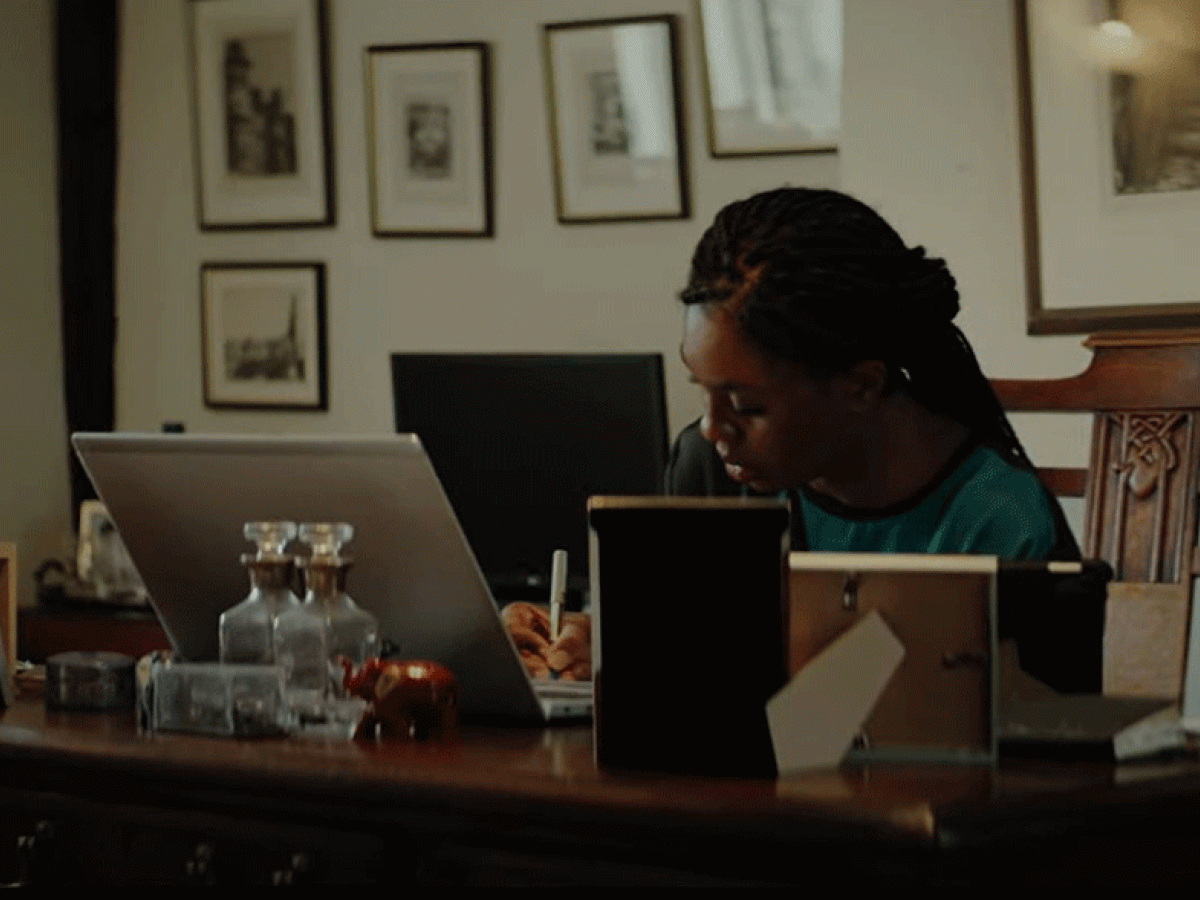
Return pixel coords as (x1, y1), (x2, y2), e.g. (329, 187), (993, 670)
(364, 42), (494, 237)
(1015, 0), (1200, 333)
(76, 500), (146, 604)
(542, 15), (690, 223)
(200, 262), (328, 410)
(1, 542), (15, 706)
(696, 0), (841, 157)
(188, 0), (334, 229)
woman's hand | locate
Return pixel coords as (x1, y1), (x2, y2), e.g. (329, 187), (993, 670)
(501, 601), (553, 679)
(500, 601), (591, 681)
(544, 614), (591, 680)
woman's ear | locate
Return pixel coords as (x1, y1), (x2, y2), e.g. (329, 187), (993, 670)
(841, 360), (889, 409)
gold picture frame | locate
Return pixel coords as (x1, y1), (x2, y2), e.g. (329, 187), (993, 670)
(697, 0), (841, 158)
(542, 15), (690, 223)
(1015, 0), (1200, 333)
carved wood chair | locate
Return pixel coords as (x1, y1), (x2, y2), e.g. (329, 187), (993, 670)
(991, 330), (1200, 698)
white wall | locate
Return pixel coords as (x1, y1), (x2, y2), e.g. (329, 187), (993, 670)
(115, 0), (838, 441)
(5, 0), (1114, 610)
(0, 0), (70, 609)
(841, 0), (1093, 475)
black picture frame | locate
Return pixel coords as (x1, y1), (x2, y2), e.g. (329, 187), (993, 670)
(364, 42), (495, 237)
(188, 0), (335, 229)
(200, 262), (328, 411)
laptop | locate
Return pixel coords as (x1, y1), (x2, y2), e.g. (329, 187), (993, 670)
(71, 432), (591, 723)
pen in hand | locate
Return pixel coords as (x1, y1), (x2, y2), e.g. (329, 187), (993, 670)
(549, 549), (567, 642)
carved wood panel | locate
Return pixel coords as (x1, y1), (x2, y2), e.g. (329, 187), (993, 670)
(1084, 411), (1199, 584)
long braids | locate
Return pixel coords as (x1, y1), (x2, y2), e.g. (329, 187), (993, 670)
(680, 187), (1036, 470)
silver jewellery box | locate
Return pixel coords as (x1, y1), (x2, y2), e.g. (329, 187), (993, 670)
(45, 651), (137, 712)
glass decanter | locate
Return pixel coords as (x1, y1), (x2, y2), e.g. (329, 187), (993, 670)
(218, 521), (301, 665)
(273, 522), (379, 724)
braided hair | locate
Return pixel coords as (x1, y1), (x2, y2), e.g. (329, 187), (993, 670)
(680, 187), (1032, 468)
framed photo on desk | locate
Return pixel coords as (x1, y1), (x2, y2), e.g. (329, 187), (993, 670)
(0, 542), (14, 708)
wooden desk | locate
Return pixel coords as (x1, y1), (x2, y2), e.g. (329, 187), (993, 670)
(1, 692), (1198, 886)
(17, 604), (169, 663)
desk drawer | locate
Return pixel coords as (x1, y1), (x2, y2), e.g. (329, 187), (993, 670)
(1, 787), (386, 885)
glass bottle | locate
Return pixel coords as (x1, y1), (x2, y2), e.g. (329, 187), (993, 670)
(300, 522), (379, 670)
(273, 522), (379, 724)
(218, 521), (301, 665)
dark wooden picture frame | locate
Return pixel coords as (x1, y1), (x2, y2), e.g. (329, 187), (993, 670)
(364, 42), (494, 237)
(1015, 0), (1200, 334)
(542, 15), (690, 223)
(200, 262), (328, 411)
(188, 0), (335, 229)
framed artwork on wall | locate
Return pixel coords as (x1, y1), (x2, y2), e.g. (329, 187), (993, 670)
(696, 0), (842, 157)
(200, 262), (328, 410)
(542, 15), (690, 223)
(188, 0), (334, 229)
(1015, 0), (1200, 333)
(364, 42), (494, 237)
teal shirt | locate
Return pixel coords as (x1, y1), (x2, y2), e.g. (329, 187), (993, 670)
(795, 442), (1061, 560)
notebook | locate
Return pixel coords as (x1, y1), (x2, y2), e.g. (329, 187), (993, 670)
(71, 432), (591, 723)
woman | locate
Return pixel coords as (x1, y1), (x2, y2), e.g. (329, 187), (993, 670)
(510, 187), (1088, 683)
(671, 186), (1078, 559)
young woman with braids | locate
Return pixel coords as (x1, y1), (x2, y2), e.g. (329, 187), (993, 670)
(669, 186), (1079, 560)
(507, 187), (1099, 690)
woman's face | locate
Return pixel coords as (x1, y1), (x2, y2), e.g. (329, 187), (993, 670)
(680, 303), (859, 494)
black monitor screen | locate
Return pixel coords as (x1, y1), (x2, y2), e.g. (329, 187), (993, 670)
(390, 353), (669, 596)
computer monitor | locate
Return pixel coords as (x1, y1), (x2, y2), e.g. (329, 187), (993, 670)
(390, 352), (669, 601)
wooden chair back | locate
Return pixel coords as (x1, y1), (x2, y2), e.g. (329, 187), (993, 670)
(991, 330), (1200, 698)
